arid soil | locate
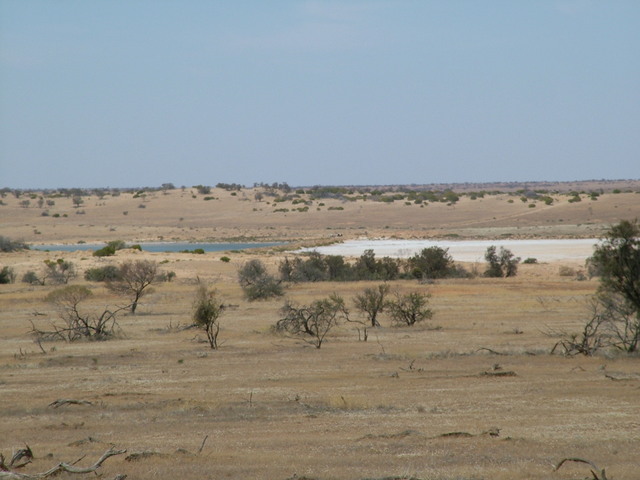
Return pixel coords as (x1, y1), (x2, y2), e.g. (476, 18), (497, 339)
(1, 184), (639, 479)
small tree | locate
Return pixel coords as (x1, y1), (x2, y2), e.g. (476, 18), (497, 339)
(192, 283), (225, 349)
(238, 259), (284, 301)
(587, 220), (640, 352)
(0, 236), (28, 252)
(355, 284), (389, 326)
(107, 260), (158, 313)
(0, 266), (16, 284)
(484, 246), (520, 277)
(387, 290), (433, 327)
(44, 258), (76, 285)
(275, 294), (348, 348)
(406, 247), (455, 280)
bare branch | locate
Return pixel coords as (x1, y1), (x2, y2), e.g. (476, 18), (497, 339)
(0, 448), (126, 479)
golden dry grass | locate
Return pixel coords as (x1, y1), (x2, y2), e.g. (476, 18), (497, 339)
(1, 186), (640, 479)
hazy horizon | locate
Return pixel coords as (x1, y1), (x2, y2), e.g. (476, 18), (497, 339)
(2, 1), (638, 189)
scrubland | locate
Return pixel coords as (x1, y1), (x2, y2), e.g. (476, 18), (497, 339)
(1, 183), (639, 479)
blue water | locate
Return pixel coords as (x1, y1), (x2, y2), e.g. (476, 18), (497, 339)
(33, 242), (285, 253)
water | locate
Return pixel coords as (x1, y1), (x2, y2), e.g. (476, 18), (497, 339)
(33, 241), (285, 253)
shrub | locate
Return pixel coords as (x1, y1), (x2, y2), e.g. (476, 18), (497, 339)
(84, 265), (122, 282)
(93, 240), (127, 257)
(558, 266), (577, 277)
(238, 259), (284, 301)
(220, 256), (231, 263)
(0, 266), (16, 284)
(588, 219), (640, 352)
(353, 283), (390, 330)
(386, 291), (433, 327)
(193, 283), (224, 349)
(523, 257), (538, 264)
(22, 271), (43, 285)
(39, 285), (124, 341)
(275, 294), (348, 348)
(0, 236), (28, 252)
(43, 258), (76, 284)
(406, 247), (455, 280)
(484, 246), (520, 277)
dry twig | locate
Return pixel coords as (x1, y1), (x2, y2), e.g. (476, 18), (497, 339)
(553, 457), (608, 480)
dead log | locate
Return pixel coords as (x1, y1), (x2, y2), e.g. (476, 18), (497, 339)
(48, 399), (92, 409)
(0, 448), (126, 479)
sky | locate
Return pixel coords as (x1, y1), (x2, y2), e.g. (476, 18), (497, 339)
(0, 1), (638, 189)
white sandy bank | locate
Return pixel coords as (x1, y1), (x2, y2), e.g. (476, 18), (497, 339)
(302, 238), (599, 262)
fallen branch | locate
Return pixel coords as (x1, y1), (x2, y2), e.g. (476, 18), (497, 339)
(197, 435), (209, 454)
(553, 457), (608, 480)
(0, 448), (126, 479)
(48, 399), (92, 409)
(476, 347), (508, 356)
(479, 370), (517, 377)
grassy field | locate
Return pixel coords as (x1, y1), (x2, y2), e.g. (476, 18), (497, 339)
(1, 184), (639, 479)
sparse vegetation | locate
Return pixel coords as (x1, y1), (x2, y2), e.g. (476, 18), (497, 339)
(238, 259), (284, 300)
(106, 260), (158, 313)
(0, 266), (16, 284)
(84, 265), (122, 282)
(275, 293), (348, 348)
(0, 236), (28, 252)
(484, 245), (520, 277)
(38, 285), (125, 340)
(386, 290), (433, 326)
(192, 282), (224, 349)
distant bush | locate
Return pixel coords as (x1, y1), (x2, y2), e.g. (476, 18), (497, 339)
(22, 271), (43, 285)
(220, 256), (231, 263)
(406, 247), (456, 280)
(0, 266), (16, 284)
(93, 240), (127, 257)
(180, 248), (205, 254)
(523, 257), (538, 264)
(238, 259), (284, 301)
(156, 271), (176, 282)
(387, 291), (433, 327)
(0, 236), (28, 252)
(558, 266), (577, 277)
(484, 246), (520, 277)
(84, 265), (121, 282)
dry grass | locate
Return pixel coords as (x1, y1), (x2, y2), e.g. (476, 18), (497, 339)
(1, 268), (639, 480)
(1, 186), (639, 479)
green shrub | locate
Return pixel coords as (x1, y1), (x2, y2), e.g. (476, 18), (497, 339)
(0, 266), (16, 284)
(22, 271), (42, 285)
(523, 257), (538, 264)
(93, 240), (126, 257)
(220, 256), (231, 263)
(84, 265), (121, 282)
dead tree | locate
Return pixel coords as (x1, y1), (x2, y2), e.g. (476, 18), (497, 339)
(36, 286), (126, 341)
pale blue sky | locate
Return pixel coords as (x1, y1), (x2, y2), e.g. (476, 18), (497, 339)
(1, 1), (638, 188)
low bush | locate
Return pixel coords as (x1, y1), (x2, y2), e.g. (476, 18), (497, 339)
(0, 236), (28, 252)
(0, 266), (16, 284)
(84, 265), (121, 282)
